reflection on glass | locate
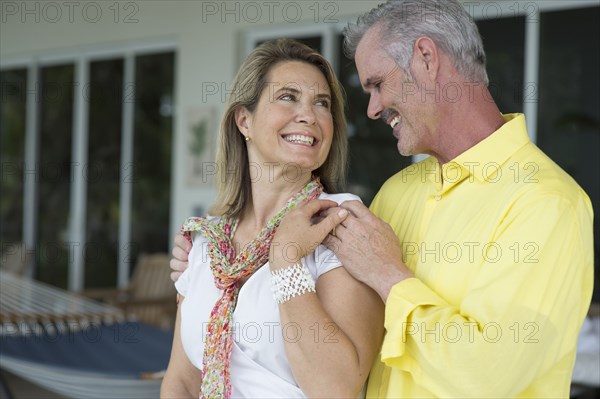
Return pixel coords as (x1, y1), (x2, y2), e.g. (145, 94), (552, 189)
(85, 59), (123, 288)
(37, 64), (74, 288)
(130, 52), (175, 266)
(0, 69), (27, 252)
(337, 35), (412, 205)
(538, 6), (600, 300)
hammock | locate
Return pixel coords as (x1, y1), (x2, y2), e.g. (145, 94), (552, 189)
(0, 271), (173, 398)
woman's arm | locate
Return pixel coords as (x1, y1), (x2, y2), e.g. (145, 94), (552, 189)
(270, 200), (384, 397)
(160, 297), (202, 398)
(277, 264), (384, 398)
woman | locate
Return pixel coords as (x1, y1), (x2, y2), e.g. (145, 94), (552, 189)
(161, 39), (383, 398)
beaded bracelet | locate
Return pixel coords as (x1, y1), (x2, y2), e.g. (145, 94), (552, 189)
(271, 262), (316, 304)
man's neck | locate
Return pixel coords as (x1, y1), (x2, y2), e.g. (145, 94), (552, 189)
(431, 82), (506, 165)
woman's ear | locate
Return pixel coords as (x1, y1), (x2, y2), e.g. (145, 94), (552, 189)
(235, 107), (252, 137)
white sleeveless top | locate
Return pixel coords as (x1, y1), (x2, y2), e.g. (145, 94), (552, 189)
(175, 192), (360, 398)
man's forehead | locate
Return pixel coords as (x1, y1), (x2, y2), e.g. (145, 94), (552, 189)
(355, 26), (387, 73)
(355, 24), (384, 58)
(356, 49), (386, 89)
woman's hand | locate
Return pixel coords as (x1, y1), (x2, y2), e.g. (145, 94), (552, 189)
(269, 199), (348, 269)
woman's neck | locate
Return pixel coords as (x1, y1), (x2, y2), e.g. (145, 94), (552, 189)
(241, 172), (313, 231)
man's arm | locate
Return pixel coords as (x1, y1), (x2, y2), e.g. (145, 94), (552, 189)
(170, 233), (191, 282)
(324, 198), (594, 396)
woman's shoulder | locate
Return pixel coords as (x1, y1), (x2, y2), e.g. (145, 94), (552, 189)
(318, 192), (362, 205)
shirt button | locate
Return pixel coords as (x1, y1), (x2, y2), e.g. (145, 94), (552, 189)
(434, 195), (442, 201)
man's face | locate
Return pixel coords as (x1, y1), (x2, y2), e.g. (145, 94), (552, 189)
(354, 26), (436, 157)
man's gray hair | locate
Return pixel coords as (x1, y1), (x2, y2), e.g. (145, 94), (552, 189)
(344, 0), (489, 84)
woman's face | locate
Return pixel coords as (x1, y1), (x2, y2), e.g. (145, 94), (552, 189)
(237, 61), (334, 178)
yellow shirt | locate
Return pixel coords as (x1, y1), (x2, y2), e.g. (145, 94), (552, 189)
(366, 114), (594, 398)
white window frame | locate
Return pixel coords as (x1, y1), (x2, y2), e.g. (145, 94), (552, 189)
(244, 24), (338, 70)
(0, 39), (176, 291)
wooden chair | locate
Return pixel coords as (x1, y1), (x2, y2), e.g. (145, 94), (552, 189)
(82, 253), (176, 329)
(0, 242), (29, 277)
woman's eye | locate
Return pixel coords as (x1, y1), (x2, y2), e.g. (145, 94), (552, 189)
(316, 99), (330, 108)
(280, 94), (296, 101)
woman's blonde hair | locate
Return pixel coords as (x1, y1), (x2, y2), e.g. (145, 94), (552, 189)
(209, 39), (348, 219)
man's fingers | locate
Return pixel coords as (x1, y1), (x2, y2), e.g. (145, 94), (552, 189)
(323, 234), (336, 247)
(174, 233), (192, 252)
(170, 271), (182, 283)
(319, 208), (349, 237)
(172, 246), (189, 262)
(340, 200), (371, 218)
(323, 234), (342, 253)
(170, 258), (187, 273)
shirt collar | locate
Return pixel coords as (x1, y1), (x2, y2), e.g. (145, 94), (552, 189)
(452, 113), (531, 183)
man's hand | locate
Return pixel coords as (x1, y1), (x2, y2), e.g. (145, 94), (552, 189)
(323, 200), (413, 302)
(170, 233), (192, 282)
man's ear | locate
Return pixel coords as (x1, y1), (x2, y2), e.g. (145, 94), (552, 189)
(413, 36), (440, 81)
(235, 106), (252, 136)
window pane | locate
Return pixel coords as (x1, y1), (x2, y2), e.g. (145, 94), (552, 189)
(257, 36), (322, 52)
(291, 36), (322, 53)
(130, 52), (175, 264)
(337, 35), (412, 205)
(477, 16), (525, 113)
(538, 6), (600, 300)
(0, 69), (27, 255)
(85, 59), (123, 288)
(37, 64), (74, 288)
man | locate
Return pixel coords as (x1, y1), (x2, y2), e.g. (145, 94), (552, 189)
(171, 0), (593, 396)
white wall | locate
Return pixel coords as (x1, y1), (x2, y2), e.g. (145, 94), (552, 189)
(0, 0), (376, 242)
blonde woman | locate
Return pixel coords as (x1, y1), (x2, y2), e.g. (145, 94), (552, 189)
(161, 39), (383, 398)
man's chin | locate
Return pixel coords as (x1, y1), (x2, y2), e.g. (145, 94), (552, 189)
(397, 142), (413, 157)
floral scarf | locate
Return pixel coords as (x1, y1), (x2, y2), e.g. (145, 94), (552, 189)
(181, 178), (323, 398)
